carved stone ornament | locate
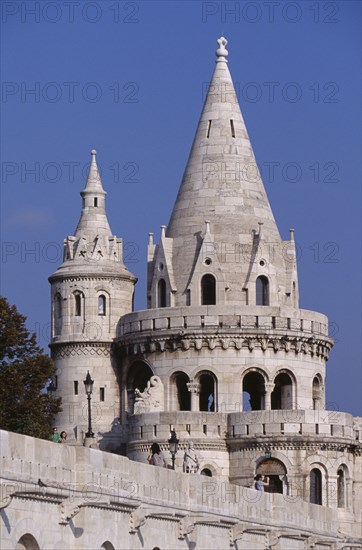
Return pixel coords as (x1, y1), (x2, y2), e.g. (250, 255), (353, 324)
(134, 376), (164, 414)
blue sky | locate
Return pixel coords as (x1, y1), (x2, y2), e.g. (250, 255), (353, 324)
(1, 1), (361, 416)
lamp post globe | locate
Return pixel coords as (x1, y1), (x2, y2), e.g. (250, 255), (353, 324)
(168, 430), (179, 470)
(83, 371), (94, 439)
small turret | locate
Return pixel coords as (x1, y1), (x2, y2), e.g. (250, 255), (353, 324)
(48, 150), (136, 447)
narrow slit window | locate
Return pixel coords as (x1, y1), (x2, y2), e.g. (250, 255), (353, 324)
(230, 119), (235, 137)
(98, 294), (106, 316)
(74, 381), (78, 395)
(75, 294), (82, 316)
(310, 468), (322, 505)
(158, 278), (167, 308)
(94, 198), (98, 207)
(55, 293), (62, 318)
(206, 120), (212, 138)
(100, 387), (105, 402)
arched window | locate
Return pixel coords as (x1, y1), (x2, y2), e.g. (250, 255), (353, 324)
(198, 372), (216, 411)
(126, 361), (154, 414)
(337, 468), (346, 508)
(256, 458), (287, 494)
(100, 543), (115, 550)
(242, 371), (266, 411)
(201, 468), (212, 477)
(256, 276), (269, 305)
(201, 274), (216, 305)
(158, 278), (166, 308)
(98, 294), (106, 316)
(310, 468), (322, 505)
(271, 372), (294, 410)
(312, 375), (322, 410)
(54, 293), (62, 336)
(171, 372), (191, 411)
(74, 293), (82, 316)
(16, 534), (40, 550)
(55, 293), (62, 318)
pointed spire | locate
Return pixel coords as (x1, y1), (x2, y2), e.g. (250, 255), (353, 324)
(82, 149), (106, 195)
(167, 37), (280, 242)
(163, 37), (287, 307)
(74, 149), (112, 238)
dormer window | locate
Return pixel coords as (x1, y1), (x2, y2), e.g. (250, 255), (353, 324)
(158, 279), (166, 308)
(256, 276), (269, 306)
(201, 274), (216, 305)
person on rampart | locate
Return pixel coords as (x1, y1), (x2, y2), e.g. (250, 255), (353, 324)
(50, 427), (60, 442)
(58, 431), (67, 443)
(254, 473), (269, 491)
(147, 443), (167, 468)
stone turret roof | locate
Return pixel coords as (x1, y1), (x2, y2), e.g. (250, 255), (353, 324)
(167, 36), (280, 245)
(148, 37), (297, 308)
(75, 149), (112, 238)
(49, 150), (135, 281)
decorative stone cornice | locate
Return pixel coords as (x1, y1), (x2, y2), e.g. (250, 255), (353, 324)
(117, 333), (332, 360)
(49, 273), (136, 283)
(50, 342), (111, 358)
(227, 438), (362, 454)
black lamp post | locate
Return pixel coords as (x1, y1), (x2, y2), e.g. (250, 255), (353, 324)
(168, 429), (179, 470)
(83, 371), (94, 438)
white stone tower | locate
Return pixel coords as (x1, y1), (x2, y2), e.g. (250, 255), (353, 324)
(49, 150), (136, 447)
(114, 39), (360, 518)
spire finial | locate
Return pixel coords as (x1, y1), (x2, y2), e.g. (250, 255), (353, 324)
(91, 149), (97, 156)
(216, 37), (228, 62)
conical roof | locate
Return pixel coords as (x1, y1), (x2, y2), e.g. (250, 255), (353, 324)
(167, 37), (280, 242)
(74, 149), (112, 238)
(161, 38), (289, 306)
(49, 150), (134, 281)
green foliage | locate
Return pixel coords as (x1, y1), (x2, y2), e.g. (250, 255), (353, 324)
(0, 296), (62, 439)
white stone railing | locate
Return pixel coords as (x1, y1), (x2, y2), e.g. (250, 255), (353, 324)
(117, 305), (330, 338)
(125, 410), (358, 442)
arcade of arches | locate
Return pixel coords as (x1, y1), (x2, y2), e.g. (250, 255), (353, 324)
(243, 370), (296, 411)
(126, 363), (322, 412)
(126, 363), (216, 413)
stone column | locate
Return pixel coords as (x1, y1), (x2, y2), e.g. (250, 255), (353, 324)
(264, 382), (275, 411)
(327, 475), (338, 508)
(187, 381), (201, 411)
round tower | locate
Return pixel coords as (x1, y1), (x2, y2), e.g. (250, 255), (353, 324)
(114, 40), (360, 522)
(49, 150), (136, 448)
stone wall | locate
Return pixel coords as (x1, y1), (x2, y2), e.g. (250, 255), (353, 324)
(1, 430), (361, 550)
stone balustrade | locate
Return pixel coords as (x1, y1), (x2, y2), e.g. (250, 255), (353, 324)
(117, 305), (329, 339)
(126, 410), (359, 444)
